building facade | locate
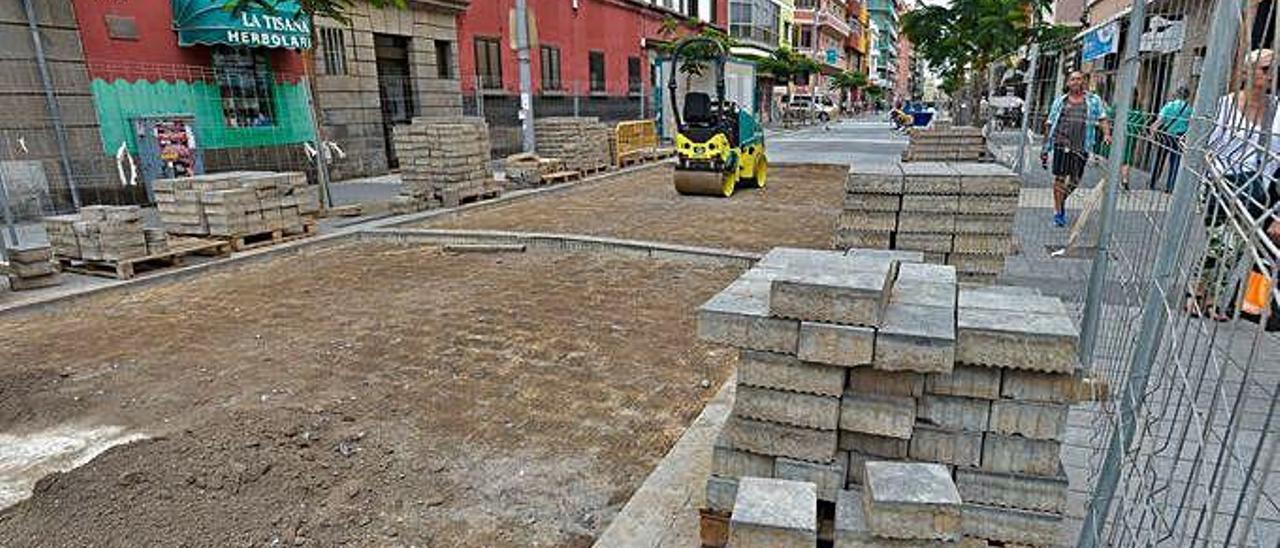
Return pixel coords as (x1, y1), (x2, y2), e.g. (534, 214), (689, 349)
(1, 0), (105, 214)
(457, 0), (721, 155)
(867, 0), (898, 95)
(311, 0), (469, 179)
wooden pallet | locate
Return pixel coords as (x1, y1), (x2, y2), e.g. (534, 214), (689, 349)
(541, 170), (582, 184)
(58, 238), (232, 280)
(221, 222), (317, 252)
(617, 150), (653, 167)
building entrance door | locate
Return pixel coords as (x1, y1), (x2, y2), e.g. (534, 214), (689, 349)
(374, 34), (414, 169)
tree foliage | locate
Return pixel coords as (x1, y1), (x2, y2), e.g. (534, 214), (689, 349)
(900, 0), (1065, 85)
(658, 19), (735, 80)
(222, 0), (406, 24)
(830, 70), (869, 92)
(755, 47), (822, 85)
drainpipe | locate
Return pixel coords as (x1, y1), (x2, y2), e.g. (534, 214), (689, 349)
(23, 0), (81, 209)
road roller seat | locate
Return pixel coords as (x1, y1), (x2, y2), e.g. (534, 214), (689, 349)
(684, 92), (715, 127)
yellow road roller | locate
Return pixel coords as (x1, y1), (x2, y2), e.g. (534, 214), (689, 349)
(667, 37), (767, 197)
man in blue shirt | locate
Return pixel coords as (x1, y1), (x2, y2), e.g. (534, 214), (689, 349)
(1149, 86), (1193, 192)
(1042, 70), (1112, 227)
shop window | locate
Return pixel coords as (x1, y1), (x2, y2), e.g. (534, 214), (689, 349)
(540, 45), (562, 91)
(628, 57), (642, 94)
(589, 51), (606, 93)
(211, 47), (276, 128)
(435, 40), (454, 79)
(474, 37), (502, 89)
(319, 27), (347, 75)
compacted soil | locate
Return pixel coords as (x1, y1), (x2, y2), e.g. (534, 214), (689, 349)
(0, 242), (742, 547)
(419, 163), (848, 253)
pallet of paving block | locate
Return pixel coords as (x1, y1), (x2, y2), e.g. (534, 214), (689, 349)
(617, 149), (655, 167)
(541, 170), (583, 184)
(57, 238), (231, 280)
(219, 223), (318, 252)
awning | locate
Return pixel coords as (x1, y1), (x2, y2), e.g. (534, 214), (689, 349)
(172, 0), (312, 49)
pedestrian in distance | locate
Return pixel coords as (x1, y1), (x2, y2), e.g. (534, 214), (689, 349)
(1041, 70), (1112, 227)
(1149, 86), (1194, 193)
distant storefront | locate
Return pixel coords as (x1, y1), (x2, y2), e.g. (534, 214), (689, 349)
(73, 0), (317, 182)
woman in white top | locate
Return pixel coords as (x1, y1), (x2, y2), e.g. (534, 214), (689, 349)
(1192, 49), (1280, 321)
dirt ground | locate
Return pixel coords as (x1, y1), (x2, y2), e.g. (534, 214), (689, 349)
(0, 242), (742, 547)
(418, 163), (848, 253)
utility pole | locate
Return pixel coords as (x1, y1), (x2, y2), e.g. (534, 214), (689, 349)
(514, 0), (536, 153)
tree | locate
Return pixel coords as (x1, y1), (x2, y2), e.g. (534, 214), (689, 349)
(830, 70), (869, 109)
(657, 19), (735, 87)
(901, 0), (1070, 123)
(755, 47), (822, 88)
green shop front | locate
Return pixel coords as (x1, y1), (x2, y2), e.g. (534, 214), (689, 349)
(76, 0), (317, 188)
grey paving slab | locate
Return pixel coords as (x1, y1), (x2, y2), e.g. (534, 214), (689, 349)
(839, 392), (916, 440)
(738, 349), (846, 397)
(723, 415), (839, 463)
(955, 465), (1069, 514)
(769, 254), (893, 326)
(981, 433), (1062, 476)
(847, 368), (925, 398)
(961, 502), (1066, 546)
(735, 385), (841, 430)
(837, 430), (911, 459)
(834, 488), (952, 547)
(699, 274), (800, 354)
(875, 302), (956, 373)
(917, 394), (992, 432)
(956, 307), (1078, 373)
(713, 432), (776, 478)
(989, 399), (1070, 441)
(925, 364), (1002, 400)
(908, 423), (983, 468)
(730, 477), (818, 547)
(863, 461), (962, 541)
(797, 321), (876, 367)
(900, 162), (961, 195)
(775, 456), (847, 503)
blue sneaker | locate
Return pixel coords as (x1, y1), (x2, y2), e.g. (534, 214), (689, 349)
(1053, 212), (1067, 227)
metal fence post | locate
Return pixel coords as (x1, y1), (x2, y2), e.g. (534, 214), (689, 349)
(1077, 0), (1149, 362)
(23, 0), (80, 209)
(0, 162), (18, 251)
(1074, 0), (1240, 544)
(300, 76), (333, 209)
(1015, 44), (1040, 175)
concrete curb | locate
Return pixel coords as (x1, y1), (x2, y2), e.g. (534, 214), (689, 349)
(592, 379), (736, 547)
(385, 160), (674, 227)
(358, 228), (761, 267)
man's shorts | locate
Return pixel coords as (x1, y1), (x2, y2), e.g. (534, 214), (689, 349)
(1052, 146), (1087, 192)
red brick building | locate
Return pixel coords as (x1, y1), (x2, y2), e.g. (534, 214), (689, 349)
(457, 0), (724, 153)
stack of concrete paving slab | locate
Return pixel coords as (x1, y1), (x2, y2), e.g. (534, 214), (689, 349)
(3, 243), (62, 291)
(838, 162), (1020, 283)
(502, 153), (565, 188)
(393, 117), (497, 210)
(534, 116), (612, 173)
(698, 247), (1084, 547)
(154, 171), (314, 237)
(836, 462), (964, 545)
(43, 205), (147, 261)
(904, 126), (991, 162)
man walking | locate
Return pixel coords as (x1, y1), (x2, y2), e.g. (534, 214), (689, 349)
(1042, 71), (1112, 226)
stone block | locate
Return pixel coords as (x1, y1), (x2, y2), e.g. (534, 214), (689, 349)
(846, 163), (904, 194)
(738, 350), (846, 397)
(835, 488), (953, 547)
(6, 272), (62, 290)
(897, 211), (956, 233)
(988, 400), (1069, 440)
(839, 392), (915, 440)
(952, 162), (1021, 195)
(954, 465), (1069, 513)
(723, 415), (838, 463)
(897, 260), (958, 285)
(836, 210), (899, 232)
(947, 253), (1005, 276)
(900, 162), (961, 194)
(834, 229), (892, 250)
(875, 303), (956, 374)
(890, 276), (956, 310)
(6, 244), (53, 263)
(1000, 370), (1078, 403)
(713, 433), (776, 478)
(844, 192), (902, 212)
(953, 214), (1015, 235)
(847, 368), (925, 398)
(901, 194), (959, 213)
(775, 456), (847, 503)
(960, 502), (1065, 546)
(837, 430), (910, 458)
(981, 433), (1062, 476)
(706, 474), (738, 513)
(863, 461), (962, 541)
(917, 394), (990, 431)
(925, 365), (1002, 400)
(896, 232), (954, 253)
(735, 385), (841, 430)
(957, 289), (1069, 316)
(798, 321), (875, 367)
(956, 308), (1078, 373)
(846, 249), (926, 264)
(908, 424), (982, 467)
(6, 259), (58, 278)
(958, 194), (1019, 215)
(770, 258), (893, 327)
(952, 233), (1014, 255)
(699, 275), (800, 354)
(730, 477), (818, 547)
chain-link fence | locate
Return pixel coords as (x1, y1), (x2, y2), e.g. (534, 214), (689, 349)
(985, 0), (1279, 544)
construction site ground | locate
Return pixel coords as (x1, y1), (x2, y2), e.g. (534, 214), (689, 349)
(0, 242), (743, 547)
(415, 163), (848, 253)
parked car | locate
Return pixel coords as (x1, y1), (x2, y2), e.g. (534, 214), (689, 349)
(786, 94), (840, 122)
